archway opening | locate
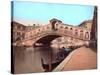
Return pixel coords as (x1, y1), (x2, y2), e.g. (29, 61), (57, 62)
(51, 21), (57, 30)
(33, 35), (61, 47)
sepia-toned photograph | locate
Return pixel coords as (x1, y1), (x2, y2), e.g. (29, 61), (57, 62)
(11, 1), (97, 74)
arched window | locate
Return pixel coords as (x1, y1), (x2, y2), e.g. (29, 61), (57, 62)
(70, 28), (73, 36)
(70, 28), (73, 30)
(51, 21), (56, 30)
(60, 26), (63, 28)
(55, 24), (58, 30)
(64, 27), (68, 34)
(75, 29), (78, 37)
(33, 24), (35, 27)
(80, 30), (84, 39)
(65, 27), (68, 29)
(56, 24), (58, 26)
(80, 30), (83, 32)
(85, 32), (89, 40)
(59, 26), (63, 32)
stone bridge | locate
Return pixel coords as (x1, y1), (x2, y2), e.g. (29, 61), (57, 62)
(16, 19), (91, 46)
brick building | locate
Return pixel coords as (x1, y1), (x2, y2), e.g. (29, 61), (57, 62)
(78, 20), (92, 30)
(11, 21), (26, 43)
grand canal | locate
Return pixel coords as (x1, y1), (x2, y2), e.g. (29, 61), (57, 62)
(13, 46), (72, 73)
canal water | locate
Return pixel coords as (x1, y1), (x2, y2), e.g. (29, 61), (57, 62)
(13, 46), (72, 74)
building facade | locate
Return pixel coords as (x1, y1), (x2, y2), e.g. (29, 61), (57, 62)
(11, 21), (26, 43)
(78, 20), (92, 30)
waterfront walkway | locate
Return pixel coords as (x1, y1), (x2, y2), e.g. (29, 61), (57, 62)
(53, 46), (97, 71)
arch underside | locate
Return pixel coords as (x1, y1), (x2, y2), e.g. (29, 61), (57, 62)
(35, 35), (61, 45)
(33, 31), (63, 46)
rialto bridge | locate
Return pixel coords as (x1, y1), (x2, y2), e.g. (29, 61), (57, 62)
(15, 18), (91, 46)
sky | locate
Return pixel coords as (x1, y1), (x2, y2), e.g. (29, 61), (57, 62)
(12, 1), (95, 26)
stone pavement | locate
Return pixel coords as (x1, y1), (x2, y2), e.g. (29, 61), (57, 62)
(62, 46), (97, 71)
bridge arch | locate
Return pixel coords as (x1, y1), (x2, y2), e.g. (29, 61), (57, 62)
(33, 34), (62, 47)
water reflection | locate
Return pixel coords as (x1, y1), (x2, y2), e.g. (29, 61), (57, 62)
(14, 46), (71, 73)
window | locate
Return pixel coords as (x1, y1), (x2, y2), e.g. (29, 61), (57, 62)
(80, 30), (83, 32)
(70, 28), (73, 35)
(65, 27), (68, 29)
(75, 29), (78, 36)
(17, 32), (20, 36)
(60, 26), (63, 28)
(70, 28), (73, 30)
(80, 30), (84, 39)
(85, 32), (89, 39)
(64, 27), (68, 34)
